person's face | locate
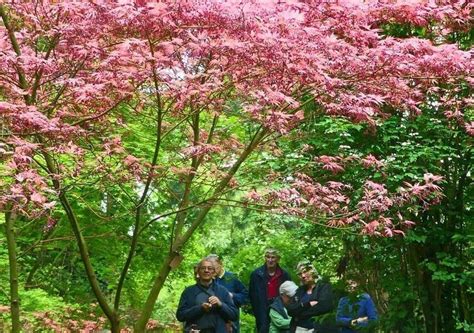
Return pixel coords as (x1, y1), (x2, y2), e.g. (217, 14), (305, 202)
(198, 260), (215, 283)
(347, 279), (358, 293)
(265, 253), (280, 269)
(210, 259), (223, 276)
(299, 269), (315, 286)
(281, 294), (292, 305)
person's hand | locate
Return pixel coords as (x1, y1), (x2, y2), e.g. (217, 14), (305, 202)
(202, 302), (212, 312)
(208, 296), (222, 307)
(309, 300), (318, 306)
(351, 317), (369, 326)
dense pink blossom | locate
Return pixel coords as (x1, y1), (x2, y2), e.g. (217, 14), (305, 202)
(0, 1), (470, 235)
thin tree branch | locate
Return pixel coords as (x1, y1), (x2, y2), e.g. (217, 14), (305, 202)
(71, 96), (130, 127)
(0, 5), (29, 98)
(114, 38), (165, 312)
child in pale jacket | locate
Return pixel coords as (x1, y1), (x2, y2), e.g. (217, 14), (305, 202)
(269, 281), (299, 333)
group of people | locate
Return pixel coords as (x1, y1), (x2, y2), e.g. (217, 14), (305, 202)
(176, 249), (377, 333)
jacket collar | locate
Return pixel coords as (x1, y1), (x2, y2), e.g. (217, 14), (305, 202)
(256, 264), (282, 277)
(269, 297), (288, 318)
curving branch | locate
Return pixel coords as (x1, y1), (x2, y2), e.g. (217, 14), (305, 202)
(135, 125), (268, 332)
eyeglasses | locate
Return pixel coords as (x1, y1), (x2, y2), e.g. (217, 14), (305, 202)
(199, 266), (215, 271)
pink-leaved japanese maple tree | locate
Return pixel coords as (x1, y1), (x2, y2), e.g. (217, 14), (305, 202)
(0, 1), (471, 331)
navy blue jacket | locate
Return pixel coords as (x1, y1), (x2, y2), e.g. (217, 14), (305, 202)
(176, 281), (238, 332)
(215, 271), (248, 307)
(286, 280), (338, 333)
(214, 271), (248, 333)
(336, 293), (378, 333)
(249, 265), (290, 333)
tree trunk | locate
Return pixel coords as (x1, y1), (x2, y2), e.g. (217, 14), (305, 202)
(134, 252), (177, 332)
(58, 192), (119, 329)
(407, 242), (433, 333)
(458, 284), (471, 330)
(110, 317), (121, 333)
(4, 210), (21, 333)
(441, 284), (456, 332)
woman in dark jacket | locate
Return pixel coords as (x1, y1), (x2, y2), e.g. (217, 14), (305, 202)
(285, 260), (338, 333)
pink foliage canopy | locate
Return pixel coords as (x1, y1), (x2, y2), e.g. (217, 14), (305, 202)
(0, 0), (471, 234)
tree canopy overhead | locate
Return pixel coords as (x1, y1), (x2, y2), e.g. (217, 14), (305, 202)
(1, 0), (471, 232)
(0, 1), (472, 332)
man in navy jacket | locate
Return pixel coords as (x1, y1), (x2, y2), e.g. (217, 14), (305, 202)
(249, 249), (291, 333)
(177, 258), (238, 333)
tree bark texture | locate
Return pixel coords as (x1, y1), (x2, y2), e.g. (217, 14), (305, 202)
(4, 211), (21, 333)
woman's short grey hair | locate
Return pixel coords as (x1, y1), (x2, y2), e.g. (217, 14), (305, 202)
(297, 260), (319, 278)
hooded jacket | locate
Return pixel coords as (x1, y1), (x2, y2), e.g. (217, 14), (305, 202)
(336, 293), (378, 333)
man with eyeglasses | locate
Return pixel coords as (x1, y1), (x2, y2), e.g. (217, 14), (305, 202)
(249, 249), (291, 333)
(177, 258), (238, 333)
(206, 254), (248, 333)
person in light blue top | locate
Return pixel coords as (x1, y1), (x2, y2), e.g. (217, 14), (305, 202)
(336, 279), (378, 333)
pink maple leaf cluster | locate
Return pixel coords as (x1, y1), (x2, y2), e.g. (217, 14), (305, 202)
(0, 0), (470, 135)
(358, 174), (443, 236)
(315, 154), (385, 174)
(316, 156), (347, 174)
(30, 309), (106, 332)
(254, 172), (443, 236)
(361, 154), (385, 169)
(0, 138), (56, 219)
(181, 143), (223, 158)
(372, 0), (472, 30)
(32, 312), (63, 332)
(398, 173), (444, 208)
